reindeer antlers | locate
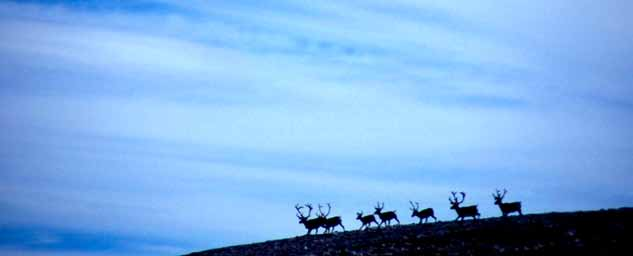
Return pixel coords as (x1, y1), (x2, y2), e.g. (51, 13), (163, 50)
(409, 201), (420, 210)
(449, 191), (466, 204)
(449, 192), (458, 203)
(493, 188), (508, 199)
(295, 203), (316, 217)
(317, 203), (332, 217)
(375, 202), (384, 209)
(305, 204), (314, 217)
(295, 204), (306, 217)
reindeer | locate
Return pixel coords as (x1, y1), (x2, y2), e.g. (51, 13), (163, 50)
(409, 201), (437, 224)
(356, 211), (379, 230)
(374, 202), (400, 227)
(493, 189), (523, 217)
(295, 204), (324, 235)
(449, 192), (480, 221)
(318, 203), (345, 233)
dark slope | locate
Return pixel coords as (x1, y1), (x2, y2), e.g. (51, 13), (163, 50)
(186, 207), (632, 255)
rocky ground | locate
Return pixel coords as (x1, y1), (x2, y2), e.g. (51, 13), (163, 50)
(185, 207), (632, 255)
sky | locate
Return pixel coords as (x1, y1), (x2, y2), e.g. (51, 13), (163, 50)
(0, 0), (632, 255)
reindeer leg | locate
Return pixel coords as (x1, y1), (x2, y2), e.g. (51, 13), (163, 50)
(395, 217), (400, 225)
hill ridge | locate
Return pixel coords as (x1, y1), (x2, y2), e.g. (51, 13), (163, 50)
(186, 207), (633, 255)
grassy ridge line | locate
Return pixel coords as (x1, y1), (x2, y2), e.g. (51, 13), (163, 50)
(186, 207), (633, 256)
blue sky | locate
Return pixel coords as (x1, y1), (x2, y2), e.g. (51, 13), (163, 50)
(1, 0), (632, 255)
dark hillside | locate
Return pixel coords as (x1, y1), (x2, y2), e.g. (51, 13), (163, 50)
(186, 207), (632, 255)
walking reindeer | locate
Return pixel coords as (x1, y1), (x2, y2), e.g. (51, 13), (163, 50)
(449, 192), (480, 221)
(356, 211), (379, 230)
(409, 201), (437, 224)
(318, 203), (345, 233)
(374, 202), (400, 227)
(295, 204), (324, 235)
(493, 189), (523, 217)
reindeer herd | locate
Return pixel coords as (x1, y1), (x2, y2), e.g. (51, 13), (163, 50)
(295, 189), (523, 235)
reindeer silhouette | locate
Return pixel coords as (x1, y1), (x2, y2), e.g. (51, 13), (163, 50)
(295, 204), (324, 235)
(374, 202), (399, 227)
(318, 203), (345, 233)
(449, 192), (480, 221)
(409, 201), (437, 224)
(493, 189), (523, 217)
(356, 211), (379, 230)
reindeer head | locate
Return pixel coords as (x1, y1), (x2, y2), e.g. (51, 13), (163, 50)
(449, 192), (466, 210)
(409, 201), (420, 217)
(295, 203), (313, 224)
(356, 211), (363, 220)
(373, 202), (384, 214)
(493, 189), (507, 205)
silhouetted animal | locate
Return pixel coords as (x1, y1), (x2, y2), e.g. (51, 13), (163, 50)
(356, 211), (379, 230)
(374, 202), (400, 227)
(493, 189), (523, 217)
(295, 204), (324, 235)
(318, 203), (345, 233)
(409, 201), (437, 224)
(449, 192), (480, 221)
